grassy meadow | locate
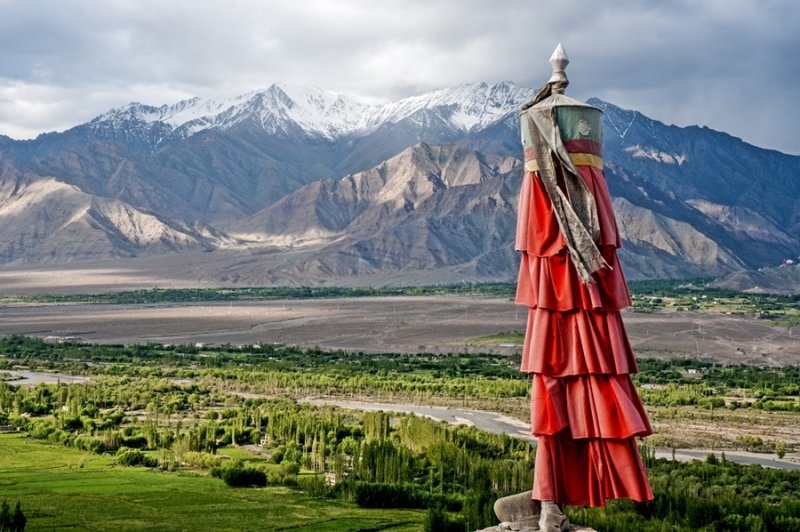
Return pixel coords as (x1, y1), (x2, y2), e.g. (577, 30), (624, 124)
(0, 433), (423, 531)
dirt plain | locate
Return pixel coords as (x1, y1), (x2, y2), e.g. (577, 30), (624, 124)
(0, 260), (797, 363)
(0, 295), (797, 365)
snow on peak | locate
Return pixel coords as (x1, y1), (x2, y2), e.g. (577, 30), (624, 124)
(90, 81), (536, 141)
(372, 81), (534, 131)
(259, 84), (375, 137)
(624, 145), (687, 165)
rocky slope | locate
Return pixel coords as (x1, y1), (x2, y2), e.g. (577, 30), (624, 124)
(712, 263), (800, 293)
(0, 173), (227, 262)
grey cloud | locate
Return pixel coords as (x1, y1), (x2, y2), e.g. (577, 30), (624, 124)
(0, 0), (798, 153)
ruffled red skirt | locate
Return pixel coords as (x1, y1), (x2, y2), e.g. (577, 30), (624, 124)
(516, 166), (653, 507)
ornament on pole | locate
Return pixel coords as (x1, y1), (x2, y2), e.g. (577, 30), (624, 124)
(547, 43), (569, 85)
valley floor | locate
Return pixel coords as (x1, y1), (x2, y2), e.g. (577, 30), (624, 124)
(0, 295), (796, 365)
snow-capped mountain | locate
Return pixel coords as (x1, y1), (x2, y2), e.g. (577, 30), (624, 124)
(1, 82), (799, 285)
(88, 81), (535, 143)
(90, 85), (372, 140)
(368, 81), (534, 132)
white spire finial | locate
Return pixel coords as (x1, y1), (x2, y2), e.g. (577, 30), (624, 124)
(547, 43), (569, 83)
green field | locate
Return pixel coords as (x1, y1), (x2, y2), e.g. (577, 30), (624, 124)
(0, 433), (423, 531)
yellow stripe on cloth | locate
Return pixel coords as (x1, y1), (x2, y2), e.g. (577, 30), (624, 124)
(570, 153), (603, 169)
(525, 152), (603, 172)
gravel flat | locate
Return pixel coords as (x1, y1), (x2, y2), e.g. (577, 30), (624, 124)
(0, 297), (796, 364)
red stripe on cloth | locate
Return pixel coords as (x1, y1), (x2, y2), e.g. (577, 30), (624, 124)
(563, 139), (602, 157)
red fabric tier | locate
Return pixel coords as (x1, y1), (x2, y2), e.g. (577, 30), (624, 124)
(532, 432), (654, 507)
(515, 245), (632, 311)
(530, 374), (652, 439)
(520, 308), (638, 376)
(515, 163), (630, 311)
(515, 166), (621, 257)
(516, 162), (653, 506)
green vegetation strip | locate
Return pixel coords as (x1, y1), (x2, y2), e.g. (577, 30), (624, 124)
(0, 283), (517, 305)
(1, 336), (800, 413)
(2, 279), (799, 325)
(465, 331), (524, 346)
(628, 279), (800, 325)
(1, 335), (800, 530)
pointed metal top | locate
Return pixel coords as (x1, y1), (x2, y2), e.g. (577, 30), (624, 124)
(547, 43), (569, 84)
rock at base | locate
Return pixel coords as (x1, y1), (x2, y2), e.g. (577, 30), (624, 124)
(477, 521), (596, 532)
(478, 491), (596, 532)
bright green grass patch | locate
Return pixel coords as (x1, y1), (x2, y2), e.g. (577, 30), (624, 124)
(466, 331), (524, 346)
(0, 434), (424, 531)
(217, 445), (272, 463)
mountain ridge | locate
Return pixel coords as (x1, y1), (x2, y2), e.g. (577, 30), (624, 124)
(82, 81), (535, 147)
(0, 82), (798, 284)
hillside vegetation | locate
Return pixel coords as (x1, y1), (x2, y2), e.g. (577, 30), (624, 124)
(1, 336), (799, 530)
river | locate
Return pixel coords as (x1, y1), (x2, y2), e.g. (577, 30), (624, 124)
(5, 371), (797, 471)
(303, 397), (800, 472)
(0, 369), (89, 386)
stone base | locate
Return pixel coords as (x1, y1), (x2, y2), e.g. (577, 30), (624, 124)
(477, 521), (596, 532)
(476, 491), (596, 532)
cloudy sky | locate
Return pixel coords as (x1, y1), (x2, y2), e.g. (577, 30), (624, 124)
(1, 0), (798, 153)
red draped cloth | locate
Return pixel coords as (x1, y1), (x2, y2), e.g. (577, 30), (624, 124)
(515, 164), (654, 507)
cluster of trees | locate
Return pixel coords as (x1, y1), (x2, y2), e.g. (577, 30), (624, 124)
(634, 359), (800, 412)
(3, 336), (798, 419)
(0, 335), (523, 378)
(2, 335), (800, 529)
(568, 452), (800, 531)
(0, 336), (530, 410)
(628, 279), (800, 324)
(2, 372), (800, 529)
(0, 502), (25, 532)
(2, 283), (518, 305)
(3, 379), (533, 529)
(212, 465), (267, 487)
(0, 375), (226, 459)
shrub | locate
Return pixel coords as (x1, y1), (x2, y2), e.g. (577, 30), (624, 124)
(62, 415), (83, 431)
(120, 435), (148, 449)
(74, 435), (105, 454)
(115, 448), (157, 467)
(220, 467), (266, 488)
(353, 482), (430, 509)
(102, 410), (125, 427)
(424, 505), (465, 532)
(183, 451), (223, 469)
(280, 462), (300, 477)
(295, 474), (327, 496)
(28, 421), (55, 440)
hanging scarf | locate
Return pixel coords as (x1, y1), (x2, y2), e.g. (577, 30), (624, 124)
(520, 82), (609, 284)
